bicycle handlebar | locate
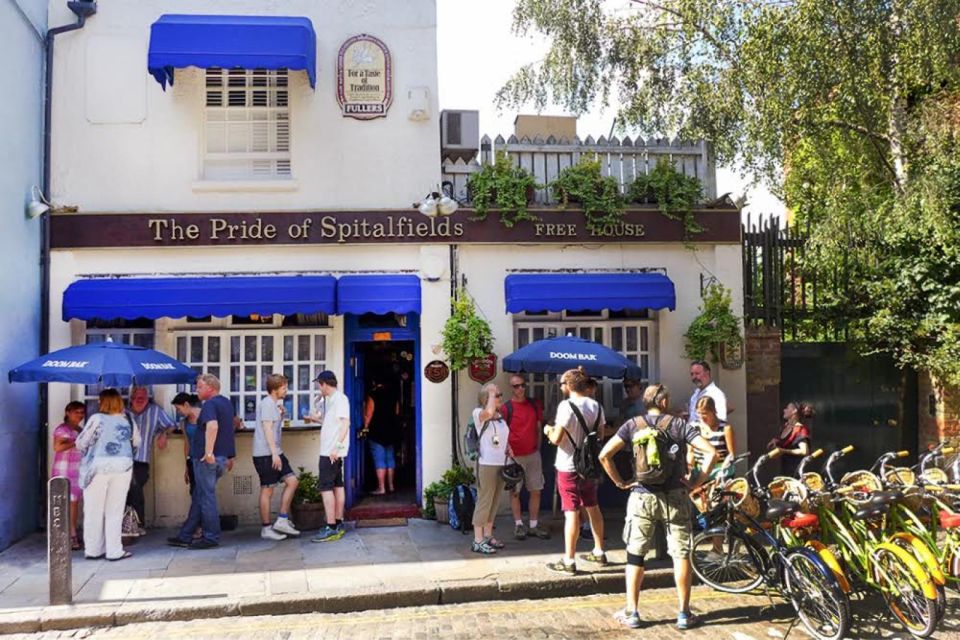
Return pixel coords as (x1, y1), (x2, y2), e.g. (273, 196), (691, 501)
(824, 446), (853, 488)
(797, 448), (825, 477)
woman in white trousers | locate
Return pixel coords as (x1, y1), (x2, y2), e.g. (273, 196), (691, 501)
(77, 389), (140, 561)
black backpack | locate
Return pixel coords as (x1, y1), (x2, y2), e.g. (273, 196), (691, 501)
(448, 484), (476, 534)
(632, 414), (680, 486)
(563, 401), (603, 481)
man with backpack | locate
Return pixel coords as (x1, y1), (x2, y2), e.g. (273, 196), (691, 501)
(599, 384), (717, 631)
(542, 368), (606, 575)
(502, 374), (550, 540)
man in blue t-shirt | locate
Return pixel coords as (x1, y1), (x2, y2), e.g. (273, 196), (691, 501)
(599, 384), (716, 632)
(167, 373), (236, 550)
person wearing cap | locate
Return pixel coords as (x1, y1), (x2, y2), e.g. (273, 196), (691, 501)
(306, 370), (350, 542)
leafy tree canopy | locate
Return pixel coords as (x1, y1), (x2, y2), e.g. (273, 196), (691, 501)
(498, 0), (960, 384)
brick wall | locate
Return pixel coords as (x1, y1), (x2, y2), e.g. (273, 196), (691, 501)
(745, 326), (781, 463)
(919, 372), (960, 447)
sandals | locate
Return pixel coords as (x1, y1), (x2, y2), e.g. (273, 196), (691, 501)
(487, 537), (505, 550)
(71, 536), (82, 551)
(107, 551), (133, 562)
(471, 539), (496, 554)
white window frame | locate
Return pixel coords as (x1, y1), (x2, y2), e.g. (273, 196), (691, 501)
(513, 318), (658, 423)
(203, 68), (291, 181)
(174, 328), (332, 427)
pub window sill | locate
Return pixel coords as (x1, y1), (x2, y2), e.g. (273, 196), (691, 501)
(192, 179), (300, 193)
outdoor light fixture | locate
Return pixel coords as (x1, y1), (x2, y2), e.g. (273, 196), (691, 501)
(26, 185), (50, 219)
(417, 191), (458, 218)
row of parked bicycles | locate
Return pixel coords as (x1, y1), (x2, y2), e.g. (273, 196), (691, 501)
(690, 442), (960, 639)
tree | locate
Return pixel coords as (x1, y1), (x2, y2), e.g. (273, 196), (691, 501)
(498, 0), (960, 384)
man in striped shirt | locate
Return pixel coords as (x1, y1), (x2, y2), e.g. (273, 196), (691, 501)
(125, 386), (176, 531)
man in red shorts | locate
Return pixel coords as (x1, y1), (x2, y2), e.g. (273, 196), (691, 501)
(542, 368), (606, 575)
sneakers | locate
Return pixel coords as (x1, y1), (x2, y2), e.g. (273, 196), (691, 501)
(528, 525), (551, 540)
(272, 517), (300, 537)
(514, 523), (528, 540)
(579, 551), (608, 566)
(166, 536), (190, 548)
(614, 609), (642, 629)
(677, 611), (701, 630)
(188, 538), (219, 550)
(311, 525), (344, 543)
(261, 526), (287, 541)
(545, 558), (577, 575)
(471, 539), (496, 554)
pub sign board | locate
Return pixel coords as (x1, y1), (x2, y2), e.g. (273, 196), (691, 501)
(337, 34), (392, 120)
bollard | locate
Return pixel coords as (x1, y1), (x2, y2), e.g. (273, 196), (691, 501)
(48, 477), (72, 605)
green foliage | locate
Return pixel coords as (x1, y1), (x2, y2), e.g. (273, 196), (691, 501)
(629, 159), (704, 237)
(467, 152), (540, 227)
(293, 467), (321, 504)
(499, 0), (960, 383)
(550, 156), (624, 233)
(441, 465), (476, 487)
(441, 291), (494, 371)
(684, 285), (743, 362)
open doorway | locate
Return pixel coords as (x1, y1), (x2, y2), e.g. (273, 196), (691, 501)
(350, 340), (419, 517)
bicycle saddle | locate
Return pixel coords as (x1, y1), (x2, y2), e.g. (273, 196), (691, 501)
(869, 490), (902, 505)
(940, 510), (960, 529)
(783, 512), (818, 529)
(854, 502), (890, 520)
(764, 499), (799, 521)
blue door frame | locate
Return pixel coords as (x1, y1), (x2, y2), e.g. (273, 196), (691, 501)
(343, 313), (421, 509)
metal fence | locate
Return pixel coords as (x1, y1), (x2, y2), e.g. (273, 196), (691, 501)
(742, 215), (852, 342)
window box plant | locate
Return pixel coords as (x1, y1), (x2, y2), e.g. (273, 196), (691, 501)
(466, 151), (540, 227)
(628, 159), (704, 237)
(291, 467), (325, 532)
(550, 156), (625, 233)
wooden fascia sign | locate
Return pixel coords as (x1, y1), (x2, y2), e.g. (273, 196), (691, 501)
(337, 34), (392, 120)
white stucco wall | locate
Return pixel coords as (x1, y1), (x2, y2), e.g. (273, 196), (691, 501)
(47, 0), (440, 212)
(0, 0), (46, 550)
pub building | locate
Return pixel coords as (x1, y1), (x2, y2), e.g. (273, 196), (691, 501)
(44, 0), (745, 526)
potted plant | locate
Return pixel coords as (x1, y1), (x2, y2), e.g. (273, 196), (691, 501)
(467, 151), (540, 227)
(423, 479), (452, 522)
(550, 155), (625, 233)
(291, 467), (325, 531)
(683, 284), (743, 363)
(629, 159), (704, 237)
(441, 290), (494, 371)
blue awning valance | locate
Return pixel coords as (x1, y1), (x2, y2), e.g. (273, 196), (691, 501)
(504, 272), (676, 313)
(337, 275), (421, 315)
(63, 276), (336, 321)
(147, 14), (317, 89)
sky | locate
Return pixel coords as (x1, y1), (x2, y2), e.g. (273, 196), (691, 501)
(435, 0), (784, 221)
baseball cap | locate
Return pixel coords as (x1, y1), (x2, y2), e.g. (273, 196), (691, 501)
(314, 370), (338, 386)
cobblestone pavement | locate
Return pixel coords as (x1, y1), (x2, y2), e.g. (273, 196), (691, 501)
(19, 586), (960, 640)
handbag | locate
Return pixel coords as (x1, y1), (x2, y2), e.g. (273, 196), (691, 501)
(121, 505), (142, 537)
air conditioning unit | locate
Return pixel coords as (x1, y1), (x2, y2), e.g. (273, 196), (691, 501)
(440, 110), (479, 162)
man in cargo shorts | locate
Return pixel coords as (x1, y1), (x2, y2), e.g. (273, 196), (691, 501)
(501, 374), (550, 540)
(599, 383), (716, 631)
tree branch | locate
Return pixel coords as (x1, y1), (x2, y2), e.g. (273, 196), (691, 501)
(628, 0), (739, 68)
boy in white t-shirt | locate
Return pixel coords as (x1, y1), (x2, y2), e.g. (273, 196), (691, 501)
(252, 374), (300, 540)
(306, 370), (351, 543)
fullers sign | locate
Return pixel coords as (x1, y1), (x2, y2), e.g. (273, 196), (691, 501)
(337, 34), (392, 120)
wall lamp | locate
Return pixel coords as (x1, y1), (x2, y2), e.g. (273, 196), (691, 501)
(26, 185), (50, 219)
(417, 190), (458, 218)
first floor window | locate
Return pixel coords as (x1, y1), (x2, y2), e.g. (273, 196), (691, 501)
(204, 68), (291, 180)
(82, 321), (155, 415)
(175, 329), (330, 426)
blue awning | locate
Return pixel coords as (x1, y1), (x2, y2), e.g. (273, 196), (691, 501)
(337, 275), (421, 315)
(504, 273), (676, 313)
(147, 14), (317, 89)
(62, 276), (336, 320)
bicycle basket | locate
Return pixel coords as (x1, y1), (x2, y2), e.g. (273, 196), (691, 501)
(921, 468), (948, 485)
(768, 476), (809, 511)
(883, 467), (916, 486)
(839, 470), (883, 507)
(722, 477), (760, 519)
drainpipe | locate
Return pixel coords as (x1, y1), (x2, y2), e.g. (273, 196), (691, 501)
(39, 0), (97, 523)
(449, 244), (459, 466)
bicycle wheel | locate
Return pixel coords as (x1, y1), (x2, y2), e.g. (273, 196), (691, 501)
(690, 529), (764, 593)
(871, 546), (939, 638)
(783, 549), (851, 640)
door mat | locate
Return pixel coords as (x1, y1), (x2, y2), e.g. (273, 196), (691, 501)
(346, 503), (421, 520)
(356, 517), (408, 528)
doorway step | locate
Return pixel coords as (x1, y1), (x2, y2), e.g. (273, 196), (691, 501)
(346, 489), (420, 521)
